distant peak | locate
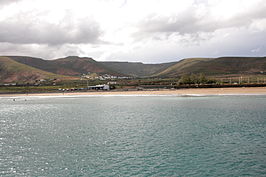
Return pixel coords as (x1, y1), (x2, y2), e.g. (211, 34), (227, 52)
(65, 56), (80, 59)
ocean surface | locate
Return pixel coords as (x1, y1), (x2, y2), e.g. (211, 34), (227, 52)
(0, 95), (266, 176)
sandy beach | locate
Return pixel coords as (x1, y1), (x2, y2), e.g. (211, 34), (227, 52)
(1, 87), (266, 97)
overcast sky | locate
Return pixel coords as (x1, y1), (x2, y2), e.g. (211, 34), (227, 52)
(0, 0), (265, 63)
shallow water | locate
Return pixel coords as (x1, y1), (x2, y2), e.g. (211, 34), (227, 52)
(0, 96), (266, 176)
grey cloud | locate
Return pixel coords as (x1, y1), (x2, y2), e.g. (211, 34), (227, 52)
(109, 28), (266, 63)
(135, 1), (266, 38)
(0, 14), (102, 45)
(0, 42), (85, 59)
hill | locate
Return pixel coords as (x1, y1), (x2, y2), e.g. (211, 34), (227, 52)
(1, 56), (266, 83)
(154, 57), (266, 77)
(0, 56), (67, 83)
(11, 56), (177, 77)
(10, 56), (123, 76)
(101, 61), (177, 77)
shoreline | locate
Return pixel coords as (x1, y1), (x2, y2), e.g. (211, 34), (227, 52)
(1, 87), (266, 97)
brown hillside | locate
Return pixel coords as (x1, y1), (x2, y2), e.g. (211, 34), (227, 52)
(10, 56), (123, 76)
(0, 56), (67, 83)
(155, 57), (266, 77)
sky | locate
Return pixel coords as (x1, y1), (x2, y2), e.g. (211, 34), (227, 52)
(0, 0), (265, 63)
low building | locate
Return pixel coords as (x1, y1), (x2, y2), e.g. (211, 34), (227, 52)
(107, 81), (117, 85)
(88, 84), (110, 90)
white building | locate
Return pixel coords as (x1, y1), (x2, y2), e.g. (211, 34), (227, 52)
(88, 84), (110, 90)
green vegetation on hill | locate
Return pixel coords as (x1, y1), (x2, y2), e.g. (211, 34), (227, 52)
(178, 74), (216, 85)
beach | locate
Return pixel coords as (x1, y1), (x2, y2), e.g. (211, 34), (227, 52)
(1, 87), (266, 97)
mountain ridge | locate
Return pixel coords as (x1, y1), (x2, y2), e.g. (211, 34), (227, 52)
(9, 56), (123, 77)
(1, 55), (266, 83)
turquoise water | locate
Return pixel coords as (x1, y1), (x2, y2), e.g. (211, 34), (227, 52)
(0, 95), (266, 176)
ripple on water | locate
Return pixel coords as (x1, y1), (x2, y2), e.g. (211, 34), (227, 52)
(0, 96), (266, 176)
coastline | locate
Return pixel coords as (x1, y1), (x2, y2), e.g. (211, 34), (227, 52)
(1, 87), (266, 97)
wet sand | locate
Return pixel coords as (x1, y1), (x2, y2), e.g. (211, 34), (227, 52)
(1, 87), (266, 97)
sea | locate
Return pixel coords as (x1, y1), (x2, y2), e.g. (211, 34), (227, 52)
(0, 95), (265, 176)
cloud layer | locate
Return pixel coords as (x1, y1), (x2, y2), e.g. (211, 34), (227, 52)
(0, 16), (101, 45)
(0, 0), (265, 62)
(0, 0), (20, 6)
